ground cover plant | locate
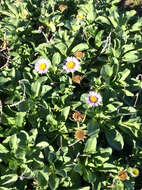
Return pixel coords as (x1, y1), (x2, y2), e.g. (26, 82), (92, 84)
(0, 0), (142, 189)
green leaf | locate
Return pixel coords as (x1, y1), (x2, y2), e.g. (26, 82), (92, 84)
(122, 51), (141, 63)
(105, 129), (124, 151)
(100, 163), (117, 173)
(119, 69), (130, 81)
(9, 160), (18, 170)
(95, 147), (112, 164)
(87, 120), (100, 137)
(122, 44), (135, 54)
(0, 187), (10, 190)
(17, 131), (29, 148)
(29, 129), (38, 144)
(15, 112), (26, 127)
(113, 180), (124, 190)
(9, 134), (18, 152)
(99, 147), (112, 155)
(76, 187), (90, 190)
(72, 101), (82, 110)
(96, 16), (110, 25)
(86, 3), (96, 21)
(5, 2), (19, 18)
(122, 89), (134, 97)
(31, 76), (47, 97)
(41, 85), (52, 96)
(109, 7), (119, 28)
(49, 175), (60, 190)
(36, 142), (49, 149)
(37, 76), (48, 83)
(49, 22), (56, 32)
(38, 171), (49, 187)
(95, 30), (104, 47)
(31, 81), (41, 97)
(106, 104), (116, 113)
(0, 144), (9, 153)
(61, 106), (70, 121)
(71, 43), (89, 53)
(80, 93), (88, 103)
(1, 174), (18, 185)
(46, 115), (57, 126)
(0, 8), (13, 17)
(100, 64), (113, 79)
(130, 18), (142, 32)
(0, 77), (11, 86)
(52, 52), (61, 65)
(126, 10), (136, 21)
(55, 43), (67, 56)
(84, 137), (97, 154)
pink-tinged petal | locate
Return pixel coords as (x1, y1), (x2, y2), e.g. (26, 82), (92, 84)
(86, 91), (102, 107)
(35, 58), (50, 74)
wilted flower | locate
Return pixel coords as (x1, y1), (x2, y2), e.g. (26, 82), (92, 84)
(35, 58), (50, 74)
(74, 51), (84, 59)
(86, 91), (102, 107)
(72, 111), (85, 122)
(75, 129), (86, 140)
(63, 57), (80, 73)
(130, 168), (139, 177)
(118, 170), (128, 181)
(38, 26), (44, 33)
(72, 75), (83, 84)
(58, 4), (68, 12)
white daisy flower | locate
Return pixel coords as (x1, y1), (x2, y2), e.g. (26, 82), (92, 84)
(86, 91), (102, 107)
(35, 58), (50, 74)
(63, 56), (80, 73)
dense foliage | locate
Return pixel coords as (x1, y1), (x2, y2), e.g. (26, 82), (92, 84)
(0, 0), (142, 189)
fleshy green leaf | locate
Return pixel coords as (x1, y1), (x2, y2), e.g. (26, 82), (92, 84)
(84, 137), (97, 154)
(36, 142), (49, 149)
(52, 52), (61, 65)
(1, 174), (18, 185)
(105, 129), (124, 151)
(71, 43), (89, 53)
(61, 106), (70, 121)
(0, 144), (9, 153)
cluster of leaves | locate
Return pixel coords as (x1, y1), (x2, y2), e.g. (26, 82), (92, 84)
(0, 0), (142, 189)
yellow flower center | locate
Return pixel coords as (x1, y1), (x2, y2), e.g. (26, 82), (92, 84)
(132, 168), (139, 176)
(66, 61), (75, 69)
(39, 63), (47, 70)
(89, 96), (98, 103)
(77, 14), (83, 20)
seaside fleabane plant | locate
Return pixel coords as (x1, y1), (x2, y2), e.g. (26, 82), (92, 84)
(63, 57), (80, 73)
(86, 91), (102, 107)
(35, 58), (50, 74)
